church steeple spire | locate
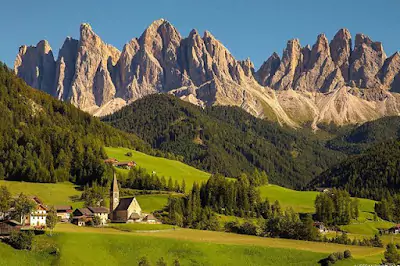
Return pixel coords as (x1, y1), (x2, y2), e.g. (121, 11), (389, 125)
(111, 171), (119, 193)
(110, 171), (119, 217)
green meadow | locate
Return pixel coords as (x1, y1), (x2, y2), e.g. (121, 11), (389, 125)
(0, 223), (379, 266)
(104, 147), (210, 191)
(0, 180), (84, 209)
(135, 194), (170, 212)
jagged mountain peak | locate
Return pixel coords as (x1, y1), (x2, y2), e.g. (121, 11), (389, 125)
(14, 22), (400, 128)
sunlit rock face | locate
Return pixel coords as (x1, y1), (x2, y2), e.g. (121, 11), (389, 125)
(15, 22), (400, 128)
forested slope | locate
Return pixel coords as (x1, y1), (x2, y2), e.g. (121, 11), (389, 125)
(0, 63), (149, 185)
(309, 140), (400, 199)
(103, 94), (344, 188)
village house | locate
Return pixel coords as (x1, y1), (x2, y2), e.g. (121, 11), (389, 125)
(313, 222), (328, 233)
(25, 196), (47, 228)
(55, 205), (73, 222)
(389, 224), (400, 234)
(104, 158), (136, 170)
(72, 206), (109, 226)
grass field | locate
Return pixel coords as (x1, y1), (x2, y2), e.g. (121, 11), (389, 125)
(259, 185), (376, 215)
(135, 194), (170, 212)
(110, 223), (174, 232)
(0, 180), (84, 209)
(36, 223), (378, 265)
(105, 147), (210, 191)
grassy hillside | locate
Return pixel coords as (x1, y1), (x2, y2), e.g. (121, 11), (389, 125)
(259, 185), (375, 214)
(135, 194), (170, 213)
(105, 147), (210, 190)
(0, 180), (84, 209)
(19, 224), (377, 265)
(103, 94), (344, 188)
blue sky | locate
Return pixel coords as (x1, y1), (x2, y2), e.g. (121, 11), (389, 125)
(1, 0), (399, 69)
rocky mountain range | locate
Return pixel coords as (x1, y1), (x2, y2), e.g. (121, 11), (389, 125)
(14, 19), (400, 128)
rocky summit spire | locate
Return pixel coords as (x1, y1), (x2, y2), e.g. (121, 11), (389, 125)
(350, 33), (386, 88)
(330, 28), (352, 81)
(13, 22), (400, 128)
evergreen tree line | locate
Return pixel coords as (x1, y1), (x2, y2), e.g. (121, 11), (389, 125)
(162, 174), (319, 241)
(0, 62), (149, 185)
(314, 189), (359, 225)
(374, 193), (400, 223)
(120, 167), (186, 193)
(224, 212), (319, 241)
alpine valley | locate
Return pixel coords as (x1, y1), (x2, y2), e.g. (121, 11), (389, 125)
(13, 19), (400, 128)
(3, 14), (400, 266)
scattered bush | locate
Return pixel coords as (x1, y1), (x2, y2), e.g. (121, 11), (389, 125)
(125, 152), (133, 157)
(344, 250), (352, 258)
(9, 230), (34, 250)
(327, 253), (337, 263)
(322, 250), (352, 265)
(138, 256), (151, 266)
(93, 216), (102, 226)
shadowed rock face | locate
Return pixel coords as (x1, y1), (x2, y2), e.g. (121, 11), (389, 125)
(14, 21), (400, 128)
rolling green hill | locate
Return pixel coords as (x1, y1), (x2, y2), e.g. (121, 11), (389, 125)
(102, 94), (344, 188)
(0, 223), (380, 266)
(105, 147), (210, 190)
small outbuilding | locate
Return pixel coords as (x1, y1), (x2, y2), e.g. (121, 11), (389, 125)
(0, 220), (22, 236)
(55, 205), (73, 222)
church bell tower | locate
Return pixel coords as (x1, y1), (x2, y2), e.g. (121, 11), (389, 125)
(110, 171), (119, 218)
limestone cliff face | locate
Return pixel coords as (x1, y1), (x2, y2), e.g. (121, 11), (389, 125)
(55, 37), (78, 101)
(70, 23), (120, 111)
(14, 21), (400, 128)
(14, 40), (56, 95)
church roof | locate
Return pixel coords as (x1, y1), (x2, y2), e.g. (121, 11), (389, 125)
(115, 197), (136, 211)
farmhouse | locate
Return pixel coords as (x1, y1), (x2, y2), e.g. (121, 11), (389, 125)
(72, 206), (109, 226)
(104, 158), (136, 170)
(389, 224), (400, 234)
(55, 205), (73, 222)
(25, 196), (47, 228)
(313, 222), (328, 233)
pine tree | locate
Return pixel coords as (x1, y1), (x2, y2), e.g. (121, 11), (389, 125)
(383, 243), (400, 264)
(167, 177), (174, 191)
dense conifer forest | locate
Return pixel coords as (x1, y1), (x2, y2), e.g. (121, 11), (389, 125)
(0, 63), (149, 185)
(103, 94), (344, 188)
(309, 140), (400, 199)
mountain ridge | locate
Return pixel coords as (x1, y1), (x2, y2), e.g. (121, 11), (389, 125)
(14, 19), (400, 128)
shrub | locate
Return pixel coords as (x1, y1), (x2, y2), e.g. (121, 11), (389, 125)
(173, 259), (181, 266)
(344, 250), (352, 258)
(125, 152), (133, 157)
(327, 253), (337, 263)
(9, 230), (34, 250)
(334, 251), (344, 260)
(93, 216), (102, 226)
(138, 256), (150, 266)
